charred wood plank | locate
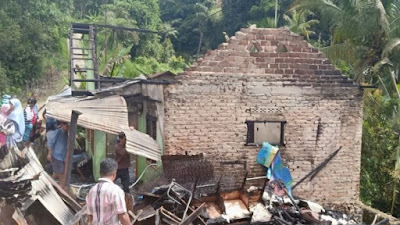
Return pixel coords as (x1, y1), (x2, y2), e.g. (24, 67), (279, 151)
(293, 147), (342, 189)
(62, 110), (82, 190)
(180, 203), (205, 225)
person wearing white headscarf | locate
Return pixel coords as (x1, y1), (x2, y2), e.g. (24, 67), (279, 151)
(7, 98), (25, 148)
(0, 104), (10, 147)
(0, 104), (13, 160)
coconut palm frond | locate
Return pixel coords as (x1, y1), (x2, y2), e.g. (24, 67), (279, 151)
(388, 0), (400, 28)
(382, 38), (400, 58)
(284, 10), (319, 39)
(306, 19), (320, 26)
(291, 0), (343, 13)
(374, 0), (391, 35)
(161, 22), (179, 39)
(378, 68), (400, 99)
(377, 74), (392, 97)
(102, 45), (132, 76)
(283, 14), (293, 24)
(291, 0), (344, 27)
(355, 1), (390, 43)
(372, 57), (392, 74)
(320, 42), (360, 64)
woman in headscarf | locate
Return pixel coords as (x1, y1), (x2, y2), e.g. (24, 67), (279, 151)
(0, 104), (10, 159)
(7, 98), (25, 149)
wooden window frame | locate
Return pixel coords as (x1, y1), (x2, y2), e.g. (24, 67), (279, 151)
(146, 115), (157, 140)
(245, 120), (286, 146)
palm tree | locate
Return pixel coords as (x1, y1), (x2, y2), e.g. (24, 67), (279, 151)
(283, 10), (319, 40)
(291, 0), (400, 99)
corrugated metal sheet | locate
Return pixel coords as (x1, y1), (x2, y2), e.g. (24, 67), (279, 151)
(25, 148), (75, 224)
(46, 95), (161, 161)
(91, 80), (167, 153)
(0, 148), (75, 224)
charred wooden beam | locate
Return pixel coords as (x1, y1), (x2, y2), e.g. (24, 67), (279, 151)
(180, 203), (205, 225)
(61, 110), (82, 191)
(293, 146), (342, 189)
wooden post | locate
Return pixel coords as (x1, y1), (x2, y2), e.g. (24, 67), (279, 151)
(62, 110), (82, 191)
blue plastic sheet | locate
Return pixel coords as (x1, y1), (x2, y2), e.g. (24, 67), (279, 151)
(271, 152), (293, 197)
(257, 142), (293, 198)
(256, 142), (279, 167)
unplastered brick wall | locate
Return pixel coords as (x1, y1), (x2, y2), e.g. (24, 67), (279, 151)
(162, 27), (364, 202)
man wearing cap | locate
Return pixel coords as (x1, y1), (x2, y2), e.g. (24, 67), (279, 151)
(86, 158), (131, 225)
(114, 132), (131, 193)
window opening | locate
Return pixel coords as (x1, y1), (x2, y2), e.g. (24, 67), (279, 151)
(250, 44), (259, 53)
(146, 115), (157, 140)
(246, 121), (286, 146)
(278, 45), (288, 53)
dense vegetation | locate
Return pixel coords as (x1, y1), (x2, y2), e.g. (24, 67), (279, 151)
(1, 0), (400, 217)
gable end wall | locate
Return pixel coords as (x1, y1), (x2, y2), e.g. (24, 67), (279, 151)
(162, 28), (363, 202)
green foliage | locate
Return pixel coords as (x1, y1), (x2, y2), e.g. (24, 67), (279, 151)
(248, 0), (277, 28)
(361, 90), (400, 216)
(221, 0), (259, 34)
(333, 60), (354, 79)
(283, 10), (319, 40)
(291, 0), (400, 98)
(292, 0), (400, 216)
(120, 56), (187, 78)
(0, 0), (71, 96)
(0, 63), (10, 94)
(160, 0), (223, 56)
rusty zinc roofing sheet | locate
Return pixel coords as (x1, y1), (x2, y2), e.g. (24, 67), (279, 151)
(46, 95), (161, 161)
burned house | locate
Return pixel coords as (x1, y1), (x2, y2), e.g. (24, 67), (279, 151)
(158, 27), (364, 202)
(56, 26), (363, 202)
(80, 27), (364, 203)
(43, 25), (364, 216)
(0, 24), (392, 224)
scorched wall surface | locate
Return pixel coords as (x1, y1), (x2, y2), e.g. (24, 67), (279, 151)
(162, 27), (363, 202)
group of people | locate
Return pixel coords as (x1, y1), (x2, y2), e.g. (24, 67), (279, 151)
(0, 93), (134, 224)
(45, 126), (132, 225)
(0, 94), (40, 159)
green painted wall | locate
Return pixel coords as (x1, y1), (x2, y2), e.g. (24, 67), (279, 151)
(86, 49), (105, 181)
(93, 130), (106, 181)
(137, 101), (147, 180)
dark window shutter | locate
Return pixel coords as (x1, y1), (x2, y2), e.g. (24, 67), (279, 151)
(246, 122), (254, 144)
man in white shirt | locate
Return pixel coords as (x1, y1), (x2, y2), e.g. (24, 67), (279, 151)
(86, 158), (131, 225)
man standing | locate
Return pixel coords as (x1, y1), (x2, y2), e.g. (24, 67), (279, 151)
(114, 132), (131, 193)
(86, 158), (131, 225)
(47, 122), (69, 181)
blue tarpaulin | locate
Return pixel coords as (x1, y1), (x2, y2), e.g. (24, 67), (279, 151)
(257, 142), (293, 197)
(256, 142), (279, 167)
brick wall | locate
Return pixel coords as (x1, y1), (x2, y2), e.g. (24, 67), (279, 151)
(162, 27), (364, 202)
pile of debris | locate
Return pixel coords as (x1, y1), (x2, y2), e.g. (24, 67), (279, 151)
(128, 177), (378, 225)
(126, 153), (384, 225)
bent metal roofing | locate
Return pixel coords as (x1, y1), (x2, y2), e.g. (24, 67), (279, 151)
(46, 95), (161, 161)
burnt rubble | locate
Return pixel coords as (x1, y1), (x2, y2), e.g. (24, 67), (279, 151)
(129, 178), (373, 225)
(126, 154), (385, 225)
